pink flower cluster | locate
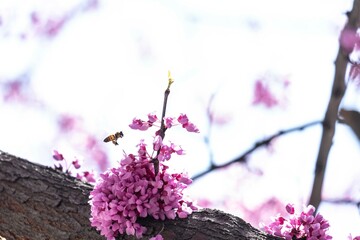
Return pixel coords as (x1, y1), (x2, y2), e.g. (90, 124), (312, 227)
(262, 203), (332, 240)
(89, 113), (199, 239)
(130, 113), (199, 133)
(52, 150), (95, 183)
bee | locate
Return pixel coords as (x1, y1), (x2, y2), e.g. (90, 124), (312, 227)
(103, 131), (124, 145)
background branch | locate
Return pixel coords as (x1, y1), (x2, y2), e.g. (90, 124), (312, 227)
(308, 0), (360, 211)
(192, 120), (321, 181)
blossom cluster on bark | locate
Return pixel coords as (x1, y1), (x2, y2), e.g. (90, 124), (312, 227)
(89, 113), (199, 239)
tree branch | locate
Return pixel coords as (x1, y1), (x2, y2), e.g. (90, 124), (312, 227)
(0, 150), (282, 240)
(192, 120), (321, 181)
(308, 0), (360, 211)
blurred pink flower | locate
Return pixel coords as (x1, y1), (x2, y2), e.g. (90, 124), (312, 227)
(252, 80), (279, 108)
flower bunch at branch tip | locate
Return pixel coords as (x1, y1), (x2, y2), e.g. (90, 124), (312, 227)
(89, 113), (199, 239)
(261, 203), (332, 240)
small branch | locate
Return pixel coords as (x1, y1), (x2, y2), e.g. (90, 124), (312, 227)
(192, 120), (321, 181)
(308, 0), (360, 211)
(153, 71), (174, 176)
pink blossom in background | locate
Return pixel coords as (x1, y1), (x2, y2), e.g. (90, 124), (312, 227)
(77, 171), (96, 183)
(339, 28), (360, 53)
(252, 74), (290, 109)
(252, 79), (279, 108)
(58, 114), (79, 132)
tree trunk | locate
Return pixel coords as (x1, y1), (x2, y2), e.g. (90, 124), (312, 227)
(0, 150), (281, 240)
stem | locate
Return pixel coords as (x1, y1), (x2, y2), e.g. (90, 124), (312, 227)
(192, 120), (321, 181)
(308, 0), (360, 211)
(153, 71), (174, 175)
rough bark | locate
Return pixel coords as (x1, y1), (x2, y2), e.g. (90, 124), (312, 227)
(0, 150), (282, 240)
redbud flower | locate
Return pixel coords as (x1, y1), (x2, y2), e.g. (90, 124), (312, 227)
(252, 80), (278, 108)
(150, 234), (164, 240)
(349, 234), (360, 240)
(89, 150), (197, 239)
(72, 158), (82, 169)
(129, 118), (151, 130)
(285, 203), (294, 214)
(148, 113), (158, 123)
(53, 150), (64, 161)
(262, 204), (332, 240)
(164, 117), (175, 128)
(76, 171), (96, 183)
(177, 114), (200, 133)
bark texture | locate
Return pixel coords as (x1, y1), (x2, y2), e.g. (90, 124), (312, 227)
(0, 150), (282, 240)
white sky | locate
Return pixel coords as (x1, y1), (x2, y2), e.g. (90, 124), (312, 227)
(0, 0), (359, 238)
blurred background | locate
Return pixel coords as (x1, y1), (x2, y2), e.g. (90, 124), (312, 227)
(0, 0), (359, 238)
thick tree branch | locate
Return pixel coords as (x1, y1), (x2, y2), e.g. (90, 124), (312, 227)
(308, 0), (360, 210)
(0, 150), (282, 240)
(192, 120), (321, 181)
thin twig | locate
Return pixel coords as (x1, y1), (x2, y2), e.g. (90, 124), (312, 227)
(153, 71), (174, 176)
(192, 120), (321, 181)
(308, 0), (360, 211)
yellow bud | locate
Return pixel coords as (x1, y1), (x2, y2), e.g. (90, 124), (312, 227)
(167, 70), (174, 89)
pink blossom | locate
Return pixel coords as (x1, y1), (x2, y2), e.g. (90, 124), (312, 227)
(150, 234), (164, 240)
(89, 143), (197, 239)
(340, 28), (359, 53)
(148, 113), (158, 123)
(252, 79), (278, 108)
(164, 117), (175, 128)
(177, 113), (189, 125)
(77, 171), (96, 183)
(58, 114), (78, 132)
(153, 136), (162, 151)
(177, 114), (200, 133)
(183, 122), (200, 133)
(129, 118), (151, 130)
(262, 204), (332, 240)
(53, 150), (64, 161)
(285, 203), (294, 214)
(72, 158), (82, 169)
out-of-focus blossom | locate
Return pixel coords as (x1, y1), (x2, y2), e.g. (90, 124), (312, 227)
(252, 80), (279, 108)
(340, 28), (360, 53)
(252, 73), (290, 109)
(77, 171), (96, 183)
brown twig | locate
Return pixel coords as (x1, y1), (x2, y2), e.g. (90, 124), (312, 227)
(192, 120), (321, 181)
(308, 0), (360, 211)
(153, 71), (174, 176)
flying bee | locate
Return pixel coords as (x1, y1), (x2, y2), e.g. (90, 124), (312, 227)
(103, 131), (124, 145)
